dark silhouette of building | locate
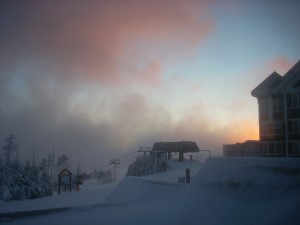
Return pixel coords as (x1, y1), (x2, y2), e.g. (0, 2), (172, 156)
(251, 60), (300, 157)
(151, 141), (199, 161)
(223, 140), (259, 157)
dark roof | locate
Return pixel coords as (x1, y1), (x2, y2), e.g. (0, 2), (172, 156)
(273, 60), (300, 93)
(251, 71), (282, 97)
(151, 141), (200, 153)
(58, 168), (72, 176)
(252, 60), (300, 97)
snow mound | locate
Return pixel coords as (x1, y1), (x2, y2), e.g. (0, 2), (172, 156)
(193, 157), (300, 197)
(104, 176), (185, 205)
(105, 159), (202, 204)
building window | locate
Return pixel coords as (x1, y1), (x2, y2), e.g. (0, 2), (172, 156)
(288, 142), (300, 155)
(273, 112), (284, 121)
(275, 143), (284, 154)
(268, 123), (274, 135)
(261, 142), (286, 155)
(295, 142), (299, 154)
(275, 122), (283, 135)
(261, 123), (284, 136)
(261, 123), (268, 135)
(260, 113), (269, 122)
(259, 98), (269, 113)
(287, 92), (300, 108)
(261, 143), (268, 154)
(269, 143), (275, 154)
(272, 97), (284, 112)
(288, 120), (300, 134)
(293, 120), (299, 133)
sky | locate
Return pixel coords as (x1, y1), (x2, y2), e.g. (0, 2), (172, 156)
(0, 0), (299, 171)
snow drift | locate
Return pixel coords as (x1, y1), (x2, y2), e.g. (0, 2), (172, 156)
(193, 157), (300, 197)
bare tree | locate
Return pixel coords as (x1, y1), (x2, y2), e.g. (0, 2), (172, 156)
(56, 154), (71, 172)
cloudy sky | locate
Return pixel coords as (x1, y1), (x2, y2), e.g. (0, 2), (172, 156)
(1, 0), (299, 171)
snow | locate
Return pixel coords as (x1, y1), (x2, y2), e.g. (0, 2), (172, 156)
(0, 180), (117, 214)
(1, 157), (300, 225)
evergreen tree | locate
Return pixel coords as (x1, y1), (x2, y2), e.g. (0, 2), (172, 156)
(0, 136), (53, 201)
(0, 158), (8, 200)
(2, 134), (18, 166)
(9, 161), (24, 200)
(127, 153), (168, 177)
(39, 158), (52, 197)
(23, 161), (35, 199)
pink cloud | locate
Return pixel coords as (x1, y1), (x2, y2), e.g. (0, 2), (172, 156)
(265, 56), (295, 75)
(0, 1), (214, 88)
(241, 56), (297, 92)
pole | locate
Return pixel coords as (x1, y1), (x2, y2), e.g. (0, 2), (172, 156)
(50, 147), (54, 184)
(32, 145), (36, 167)
(77, 161), (80, 175)
(109, 159), (120, 182)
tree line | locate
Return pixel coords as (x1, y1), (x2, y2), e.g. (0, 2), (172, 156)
(0, 134), (113, 201)
(0, 134), (52, 201)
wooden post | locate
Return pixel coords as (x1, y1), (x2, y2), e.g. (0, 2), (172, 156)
(186, 168), (190, 183)
(69, 174), (72, 192)
(58, 176), (61, 195)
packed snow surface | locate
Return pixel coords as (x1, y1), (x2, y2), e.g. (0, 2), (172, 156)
(1, 157), (300, 225)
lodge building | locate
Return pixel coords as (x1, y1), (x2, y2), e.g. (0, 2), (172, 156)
(251, 60), (300, 157)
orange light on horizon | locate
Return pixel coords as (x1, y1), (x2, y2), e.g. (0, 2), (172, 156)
(224, 120), (259, 144)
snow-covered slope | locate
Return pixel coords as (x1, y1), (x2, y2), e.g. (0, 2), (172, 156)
(0, 180), (117, 214)
(2, 157), (300, 225)
(176, 157), (300, 225)
(105, 159), (202, 204)
(193, 157), (300, 197)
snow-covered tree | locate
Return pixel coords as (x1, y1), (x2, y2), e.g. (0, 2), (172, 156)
(2, 134), (18, 166)
(127, 153), (168, 177)
(0, 159), (53, 201)
(9, 161), (24, 200)
(39, 158), (52, 197)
